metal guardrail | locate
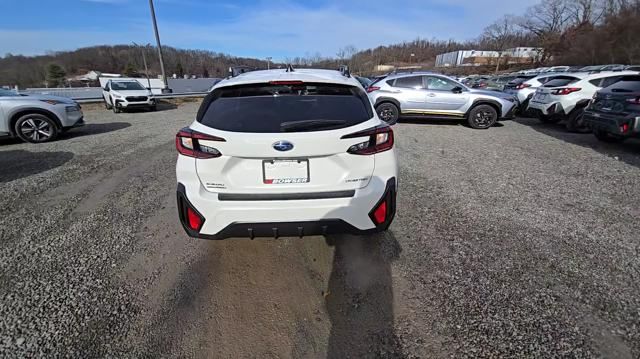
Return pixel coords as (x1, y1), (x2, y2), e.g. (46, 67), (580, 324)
(74, 92), (208, 104)
(20, 87), (209, 104)
(21, 87), (104, 100)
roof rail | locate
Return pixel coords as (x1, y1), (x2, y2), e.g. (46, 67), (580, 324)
(338, 65), (351, 78)
(285, 64), (295, 72)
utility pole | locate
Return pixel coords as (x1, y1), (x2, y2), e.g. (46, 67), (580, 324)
(133, 42), (152, 89)
(149, 0), (170, 93)
(266, 57), (272, 70)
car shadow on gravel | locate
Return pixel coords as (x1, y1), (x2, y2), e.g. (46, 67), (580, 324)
(398, 116), (504, 128)
(515, 117), (640, 168)
(0, 150), (74, 183)
(398, 116), (461, 126)
(324, 231), (404, 358)
(59, 122), (132, 140)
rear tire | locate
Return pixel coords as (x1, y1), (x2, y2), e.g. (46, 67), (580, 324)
(375, 103), (399, 125)
(14, 114), (59, 143)
(565, 108), (590, 133)
(593, 130), (625, 143)
(467, 104), (497, 129)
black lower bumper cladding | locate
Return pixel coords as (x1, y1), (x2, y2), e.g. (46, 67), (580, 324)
(176, 178), (397, 240)
(502, 105), (517, 120)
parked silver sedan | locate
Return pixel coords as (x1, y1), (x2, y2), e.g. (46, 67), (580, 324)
(0, 88), (84, 143)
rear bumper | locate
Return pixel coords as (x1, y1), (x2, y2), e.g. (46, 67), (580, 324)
(177, 178), (397, 240)
(527, 101), (566, 117)
(583, 111), (640, 137)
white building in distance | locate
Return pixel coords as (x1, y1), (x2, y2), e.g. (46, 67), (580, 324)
(435, 47), (543, 67)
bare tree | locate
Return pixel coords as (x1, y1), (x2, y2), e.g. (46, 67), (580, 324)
(517, 0), (574, 63)
(481, 15), (518, 72)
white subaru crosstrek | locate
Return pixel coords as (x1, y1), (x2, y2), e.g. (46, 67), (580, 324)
(527, 71), (639, 131)
(102, 79), (156, 113)
(175, 68), (398, 240)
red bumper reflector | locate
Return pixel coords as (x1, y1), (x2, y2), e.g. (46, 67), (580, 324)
(187, 207), (203, 231)
(373, 201), (387, 225)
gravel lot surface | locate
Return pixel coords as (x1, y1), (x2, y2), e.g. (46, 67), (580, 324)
(1, 101), (639, 358)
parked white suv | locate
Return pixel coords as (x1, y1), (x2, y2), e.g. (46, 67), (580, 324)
(175, 68), (398, 240)
(505, 73), (583, 111)
(527, 71), (639, 131)
(102, 79), (156, 113)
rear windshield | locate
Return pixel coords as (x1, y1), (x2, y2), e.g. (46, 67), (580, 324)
(543, 77), (579, 87)
(604, 76), (640, 92)
(197, 83), (373, 133)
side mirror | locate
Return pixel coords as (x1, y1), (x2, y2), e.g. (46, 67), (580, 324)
(104, 87), (110, 92)
(452, 86), (463, 94)
(146, 87), (151, 91)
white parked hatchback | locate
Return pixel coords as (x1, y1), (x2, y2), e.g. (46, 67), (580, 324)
(527, 71), (639, 131)
(175, 68), (398, 240)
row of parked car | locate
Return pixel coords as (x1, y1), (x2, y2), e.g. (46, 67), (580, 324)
(459, 64), (640, 91)
(477, 67), (640, 142)
(356, 65), (635, 141)
(353, 66), (639, 142)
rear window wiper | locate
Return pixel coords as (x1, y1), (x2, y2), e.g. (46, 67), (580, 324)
(280, 119), (347, 132)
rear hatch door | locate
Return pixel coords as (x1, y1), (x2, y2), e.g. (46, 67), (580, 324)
(592, 76), (640, 115)
(192, 81), (378, 194)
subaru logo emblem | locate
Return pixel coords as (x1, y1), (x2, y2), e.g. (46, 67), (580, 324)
(272, 140), (294, 152)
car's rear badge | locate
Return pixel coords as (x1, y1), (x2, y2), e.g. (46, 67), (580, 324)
(272, 141), (294, 151)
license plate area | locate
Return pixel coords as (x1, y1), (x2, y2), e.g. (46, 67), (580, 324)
(263, 159), (310, 184)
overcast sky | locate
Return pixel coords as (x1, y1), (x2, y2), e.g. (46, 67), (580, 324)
(0, 0), (539, 60)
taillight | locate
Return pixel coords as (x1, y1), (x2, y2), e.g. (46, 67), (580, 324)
(478, 83), (487, 88)
(175, 127), (225, 158)
(342, 125), (394, 155)
(625, 97), (640, 104)
(620, 123), (630, 133)
(372, 201), (387, 225)
(187, 207), (204, 231)
(516, 83), (532, 90)
(366, 86), (380, 93)
(177, 190), (205, 233)
(551, 87), (581, 95)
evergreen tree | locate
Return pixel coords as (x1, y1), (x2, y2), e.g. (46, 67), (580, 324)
(124, 62), (137, 77)
(46, 64), (66, 87)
